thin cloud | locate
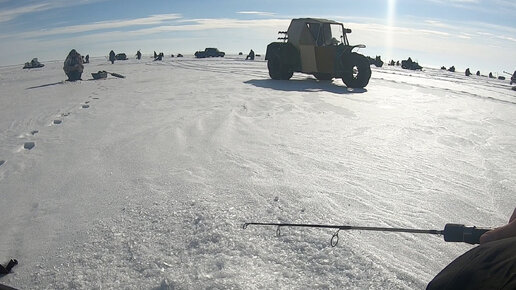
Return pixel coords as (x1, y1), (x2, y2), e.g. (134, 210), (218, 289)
(0, 0), (108, 23)
(21, 14), (182, 38)
(123, 18), (289, 36)
(0, 3), (51, 23)
(494, 0), (516, 8)
(427, 0), (480, 4)
(237, 11), (276, 17)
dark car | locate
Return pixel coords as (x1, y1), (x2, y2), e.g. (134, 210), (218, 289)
(115, 53), (128, 60)
(194, 48), (225, 58)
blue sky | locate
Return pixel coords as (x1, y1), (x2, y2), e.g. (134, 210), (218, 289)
(1, 0), (515, 73)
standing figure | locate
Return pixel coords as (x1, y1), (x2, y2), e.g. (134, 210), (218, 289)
(85, 54), (90, 63)
(246, 49), (255, 60)
(136, 50), (142, 60)
(63, 49), (84, 81)
(109, 50), (116, 64)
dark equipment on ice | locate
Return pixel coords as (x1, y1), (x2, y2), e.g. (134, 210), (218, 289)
(366, 55), (384, 67)
(92, 70), (125, 79)
(23, 58), (44, 69)
(105, 71), (125, 78)
(243, 222), (490, 247)
(0, 259), (17, 275)
(401, 57), (422, 70)
(91, 71), (108, 80)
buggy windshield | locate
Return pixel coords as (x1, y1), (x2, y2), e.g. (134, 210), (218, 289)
(308, 22), (348, 46)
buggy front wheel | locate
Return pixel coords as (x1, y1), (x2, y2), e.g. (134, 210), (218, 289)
(341, 52), (371, 88)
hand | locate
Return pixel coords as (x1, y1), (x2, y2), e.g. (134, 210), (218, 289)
(480, 208), (516, 244)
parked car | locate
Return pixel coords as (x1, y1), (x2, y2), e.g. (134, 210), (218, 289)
(115, 53), (128, 60)
(194, 48), (225, 58)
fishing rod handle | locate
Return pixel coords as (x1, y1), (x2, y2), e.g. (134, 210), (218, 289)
(443, 224), (491, 244)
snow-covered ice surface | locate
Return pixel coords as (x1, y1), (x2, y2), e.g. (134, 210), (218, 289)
(1, 55), (515, 289)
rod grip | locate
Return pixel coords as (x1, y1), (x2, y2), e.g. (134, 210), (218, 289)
(443, 224), (491, 244)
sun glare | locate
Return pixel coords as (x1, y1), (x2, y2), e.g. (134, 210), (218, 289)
(386, 0), (396, 60)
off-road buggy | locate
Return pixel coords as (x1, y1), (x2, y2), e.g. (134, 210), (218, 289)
(265, 18), (371, 88)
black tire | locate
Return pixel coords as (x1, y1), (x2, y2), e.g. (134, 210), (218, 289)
(341, 52), (371, 88)
(267, 53), (293, 80)
(313, 73), (333, 81)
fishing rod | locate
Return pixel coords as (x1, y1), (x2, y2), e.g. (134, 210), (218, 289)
(242, 222), (491, 247)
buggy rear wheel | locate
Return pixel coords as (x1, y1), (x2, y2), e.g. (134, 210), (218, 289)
(267, 53), (293, 80)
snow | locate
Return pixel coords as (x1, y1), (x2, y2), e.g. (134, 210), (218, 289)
(0, 55), (515, 289)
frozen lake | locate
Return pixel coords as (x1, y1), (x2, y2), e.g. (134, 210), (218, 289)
(1, 55), (515, 289)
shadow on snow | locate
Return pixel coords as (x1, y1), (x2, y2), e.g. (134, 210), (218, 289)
(244, 78), (367, 94)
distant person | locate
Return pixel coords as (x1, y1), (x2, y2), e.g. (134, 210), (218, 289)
(153, 51), (157, 59)
(154, 52), (163, 61)
(109, 50), (115, 64)
(428, 207), (516, 289)
(63, 49), (84, 81)
(476, 70), (480, 76)
(511, 70), (516, 85)
(465, 68), (471, 76)
(85, 54), (89, 63)
(246, 49), (255, 60)
(448, 66), (455, 72)
(489, 72), (494, 78)
(30, 58), (41, 68)
(136, 50), (142, 60)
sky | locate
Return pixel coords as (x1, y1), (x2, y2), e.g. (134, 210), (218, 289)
(1, 0), (515, 73)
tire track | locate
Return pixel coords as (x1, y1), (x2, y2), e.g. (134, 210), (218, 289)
(148, 58), (270, 79)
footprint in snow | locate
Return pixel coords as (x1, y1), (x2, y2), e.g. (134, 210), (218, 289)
(85, 101), (90, 104)
(53, 120), (62, 125)
(82, 105), (90, 109)
(0, 160), (5, 166)
(30, 130), (39, 135)
(92, 97), (99, 100)
(24, 142), (35, 150)
(61, 112), (70, 117)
